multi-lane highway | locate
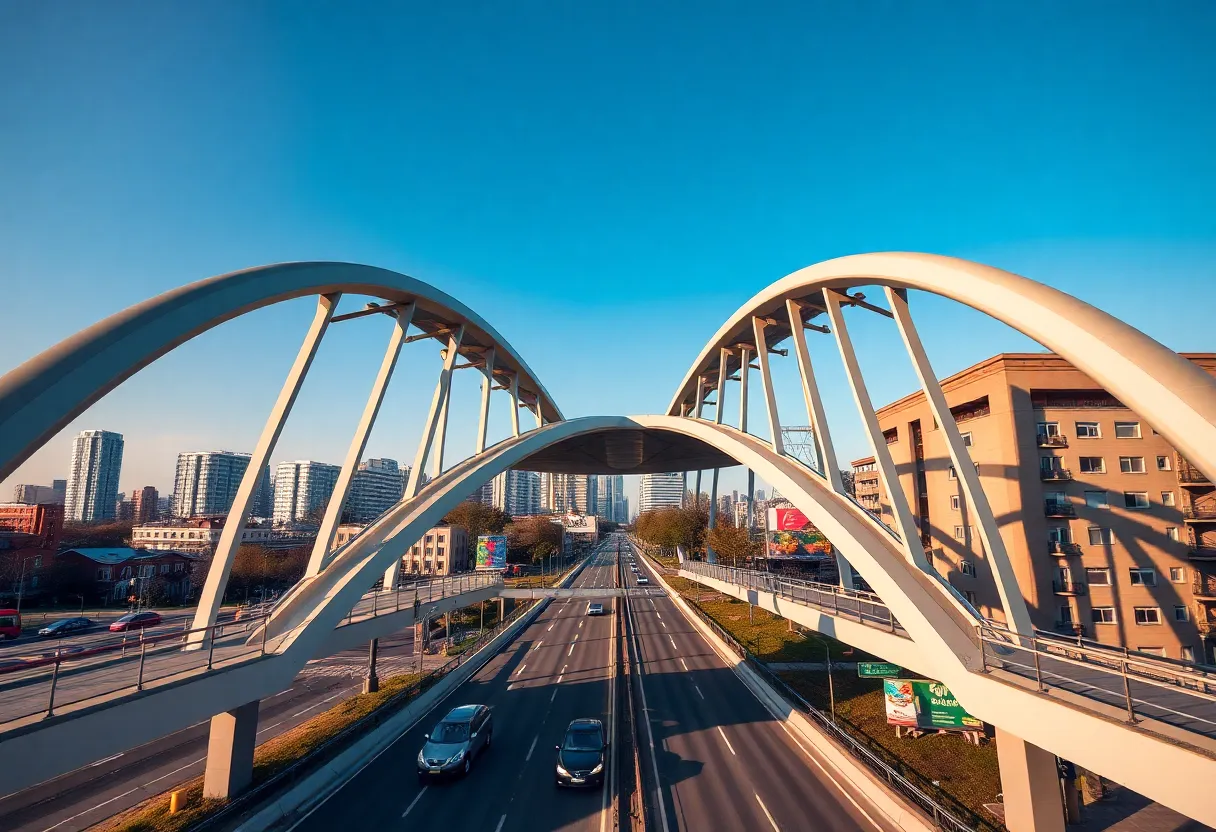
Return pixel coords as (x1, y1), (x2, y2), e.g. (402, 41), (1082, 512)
(621, 539), (889, 832)
(291, 539), (621, 832)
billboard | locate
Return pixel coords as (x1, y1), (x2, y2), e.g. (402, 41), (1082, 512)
(882, 679), (982, 731)
(560, 513), (598, 536)
(765, 507), (833, 559)
(476, 534), (508, 571)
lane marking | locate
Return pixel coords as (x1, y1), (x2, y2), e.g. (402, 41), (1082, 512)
(551, 687), (559, 701)
(548, 623), (554, 632)
(533, 640), (543, 651)
(41, 786), (141, 830)
(494, 814), (507, 832)
(401, 786), (429, 818)
(273, 689), (292, 697)
(143, 754), (206, 787)
(516, 663), (526, 675)
(661, 621), (667, 629)
(755, 794), (780, 831)
(717, 726), (736, 756)
(655, 612), (661, 619)
(567, 643), (575, 657)
(526, 735), (539, 761)
(680, 658), (689, 672)
(668, 635), (677, 650)
(579, 620), (584, 628)
(88, 753), (124, 767)
(694, 684), (705, 700)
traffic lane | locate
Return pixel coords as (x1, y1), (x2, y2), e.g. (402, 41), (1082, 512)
(0, 631), (419, 832)
(293, 566), (612, 832)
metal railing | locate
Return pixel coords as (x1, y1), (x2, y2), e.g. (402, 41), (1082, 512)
(684, 561), (1216, 742)
(0, 572), (501, 728)
(1047, 540), (1081, 555)
(1183, 506), (1216, 520)
(1037, 433), (1068, 447)
(1193, 576), (1216, 598)
(1051, 580), (1087, 595)
(1044, 501), (1076, 517)
(1039, 468), (1072, 481)
(1178, 461), (1210, 484)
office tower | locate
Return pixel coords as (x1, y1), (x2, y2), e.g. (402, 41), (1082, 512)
(52, 479), (67, 503)
(541, 474), (596, 515)
(492, 470), (542, 516)
(639, 472), (684, 513)
(131, 486), (160, 524)
(64, 430), (124, 523)
(756, 489), (767, 501)
(469, 481), (495, 506)
(347, 458), (408, 522)
(13, 484), (59, 504)
(272, 460), (341, 525)
(594, 475), (627, 522)
(173, 451), (272, 519)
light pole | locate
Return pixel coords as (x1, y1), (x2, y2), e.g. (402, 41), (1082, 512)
(825, 642), (836, 723)
(16, 556), (39, 615)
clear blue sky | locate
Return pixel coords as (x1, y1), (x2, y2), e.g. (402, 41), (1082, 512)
(2, 2), (1215, 511)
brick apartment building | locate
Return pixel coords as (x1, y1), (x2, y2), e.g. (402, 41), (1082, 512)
(852, 352), (1216, 663)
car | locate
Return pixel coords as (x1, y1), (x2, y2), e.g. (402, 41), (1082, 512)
(38, 617), (93, 638)
(417, 704), (492, 781)
(108, 611), (162, 632)
(636, 576), (649, 585)
(586, 602), (606, 616)
(555, 718), (607, 787)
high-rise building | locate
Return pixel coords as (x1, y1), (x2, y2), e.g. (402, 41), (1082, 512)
(541, 473), (596, 515)
(346, 458), (408, 523)
(52, 479), (66, 503)
(173, 451), (272, 519)
(492, 470), (542, 516)
(131, 486), (159, 524)
(593, 475), (627, 522)
(867, 351), (1216, 663)
(65, 430), (124, 523)
(639, 473), (683, 514)
(469, 481), (495, 506)
(756, 489), (767, 501)
(273, 460), (341, 526)
(12, 484), (62, 504)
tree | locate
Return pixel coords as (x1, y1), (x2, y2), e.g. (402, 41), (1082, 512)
(61, 521), (133, 549)
(635, 502), (709, 559)
(840, 469), (856, 497)
(505, 516), (563, 564)
(706, 515), (760, 567)
(442, 501), (510, 543)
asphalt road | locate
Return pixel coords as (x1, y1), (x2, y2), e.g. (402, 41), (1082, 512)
(622, 543), (890, 832)
(0, 626), (454, 832)
(290, 541), (621, 832)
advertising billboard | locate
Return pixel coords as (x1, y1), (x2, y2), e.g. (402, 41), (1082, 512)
(765, 507), (833, 560)
(476, 534), (508, 571)
(882, 679), (982, 731)
(561, 513), (598, 536)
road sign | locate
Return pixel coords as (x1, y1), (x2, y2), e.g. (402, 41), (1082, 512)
(857, 662), (901, 678)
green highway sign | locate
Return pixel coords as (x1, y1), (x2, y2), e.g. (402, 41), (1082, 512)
(857, 662), (902, 678)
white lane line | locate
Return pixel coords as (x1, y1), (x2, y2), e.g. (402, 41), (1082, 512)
(401, 786), (429, 818)
(258, 720), (285, 735)
(526, 735), (539, 761)
(661, 621), (667, 629)
(143, 754), (206, 787)
(718, 726), (736, 756)
(273, 689), (292, 697)
(680, 658), (689, 671)
(579, 620), (584, 628)
(291, 706), (317, 718)
(655, 612), (661, 619)
(755, 794), (780, 831)
(516, 663), (527, 675)
(494, 814), (507, 832)
(548, 623), (554, 632)
(551, 687), (559, 702)
(88, 752), (124, 767)
(694, 684), (705, 700)
(567, 643), (575, 657)
(41, 786), (141, 830)
(533, 640), (543, 651)
(574, 633), (580, 641)
(668, 635), (677, 650)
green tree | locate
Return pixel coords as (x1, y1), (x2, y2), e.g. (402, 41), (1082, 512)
(442, 501), (510, 543)
(706, 514), (760, 567)
(61, 521), (133, 549)
(505, 515), (563, 564)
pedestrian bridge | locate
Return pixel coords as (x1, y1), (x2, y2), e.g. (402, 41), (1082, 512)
(2, 253), (1215, 829)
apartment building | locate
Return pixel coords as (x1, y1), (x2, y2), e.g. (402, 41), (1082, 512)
(865, 352), (1216, 663)
(401, 525), (470, 576)
(131, 517), (272, 554)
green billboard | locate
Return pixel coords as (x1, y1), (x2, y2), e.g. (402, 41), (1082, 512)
(883, 678), (982, 731)
(857, 662), (901, 678)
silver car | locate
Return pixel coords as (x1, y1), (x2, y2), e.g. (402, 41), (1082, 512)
(417, 704), (493, 781)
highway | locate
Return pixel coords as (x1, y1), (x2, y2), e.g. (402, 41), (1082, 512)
(291, 540), (620, 832)
(622, 541), (888, 832)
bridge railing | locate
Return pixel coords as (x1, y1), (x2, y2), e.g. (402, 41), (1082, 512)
(0, 572), (502, 728)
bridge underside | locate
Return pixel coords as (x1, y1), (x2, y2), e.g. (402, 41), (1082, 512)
(516, 427), (738, 474)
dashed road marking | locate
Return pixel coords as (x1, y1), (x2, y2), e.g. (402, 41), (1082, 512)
(495, 814), (507, 832)
(526, 735), (539, 761)
(694, 684), (705, 700)
(717, 726), (736, 756)
(401, 786), (429, 818)
(680, 658), (689, 671)
(516, 663), (526, 675)
(755, 794), (780, 831)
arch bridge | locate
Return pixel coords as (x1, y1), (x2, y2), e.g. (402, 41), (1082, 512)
(1, 254), (1214, 831)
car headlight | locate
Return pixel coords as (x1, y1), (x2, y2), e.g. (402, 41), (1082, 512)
(447, 749), (466, 764)
(590, 763), (603, 775)
(556, 764), (571, 777)
(417, 750), (426, 765)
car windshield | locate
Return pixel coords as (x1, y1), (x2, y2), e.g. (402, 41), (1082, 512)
(564, 728), (603, 751)
(430, 721), (470, 743)
(116, 614), (136, 622)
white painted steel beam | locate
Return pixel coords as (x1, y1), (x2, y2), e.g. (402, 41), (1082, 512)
(751, 316), (784, 455)
(509, 371), (521, 439)
(475, 348), (496, 454)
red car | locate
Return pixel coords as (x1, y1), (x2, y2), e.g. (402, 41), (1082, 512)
(109, 611), (162, 632)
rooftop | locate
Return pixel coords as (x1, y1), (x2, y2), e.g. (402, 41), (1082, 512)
(58, 547), (201, 564)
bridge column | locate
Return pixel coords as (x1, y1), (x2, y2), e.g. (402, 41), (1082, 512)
(203, 700), (259, 799)
(508, 374), (521, 438)
(707, 468), (720, 563)
(475, 349), (496, 454)
(996, 729), (1066, 832)
(363, 638), (379, 694)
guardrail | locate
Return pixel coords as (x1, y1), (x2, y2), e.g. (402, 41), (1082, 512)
(0, 573), (502, 728)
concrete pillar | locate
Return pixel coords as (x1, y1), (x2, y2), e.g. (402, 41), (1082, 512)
(363, 638), (379, 694)
(497, 597), (505, 622)
(996, 729), (1066, 832)
(203, 700), (259, 799)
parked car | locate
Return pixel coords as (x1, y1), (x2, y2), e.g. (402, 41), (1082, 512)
(555, 718), (607, 787)
(38, 617), (94, 638)
(417, 704), (493, 781)
(586, 602), (607, 616)
(108, 611), (162, 632)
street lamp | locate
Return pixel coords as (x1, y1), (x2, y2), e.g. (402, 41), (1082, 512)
(16, 556), (40, 615)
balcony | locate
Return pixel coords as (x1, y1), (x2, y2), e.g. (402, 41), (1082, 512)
(1053, 580), (1088, 596)
(1037, 433), (1068, 448)
(1044, 501), (1076, 518)
(1052, 621), (1087, 637)
(1194, 577), (1216, 598)
(1182, 507), (1216, 522)
(1177, 459), (1210, 486)
(1040, 468), (1073, 482)
(1048, 540), (1082, 555)
(1188, 546), (1216, 561)
(1199, 620), (1216, 636)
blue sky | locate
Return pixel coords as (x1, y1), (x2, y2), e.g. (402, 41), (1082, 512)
(2, 2), (1215, 511)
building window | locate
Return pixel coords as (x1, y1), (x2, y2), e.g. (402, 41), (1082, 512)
(1086, 567), (1111, 585)
(1078, 456), (1105, 474)
(963, 590), (977, 606)
(960, 431), (973, 447)
(1129, 568), (1157, 586)
(1123, 492), (1150, 509)
(1038, 421), (1061, 437)
(1114, 421), (1142, 439)
(1088, 527), (1114, 545)
(883, 427), (898, 445)
(33, 555), (42, 568)
(1137, 646), (1165, 657)
(1157, 455), (1172, 471)
(1167, 526), (1180, 542)
(175, 562), (184, 573)
(1119, 456), (1146, 474)
(1092, 607), (1117, 624)
(948, 466), (957, 481)
(961, 560), (976, 577)
(1049, 526), (1073, 543)
(1175, 606), (1191, 622)
(1170, 567), (1186, 583)
(1134, 607), (1161, 625)
(953, 525), (967, 540)
(1085, 491), (1108, 509)
(950, 495), (961, 511)
(1162, 491), (1176, 507)
(1183, 646), (1196, 663)
(1058, 605), (1074, 624)
(97, 567), (111, 580)
(1075, 421), (1101, 439)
